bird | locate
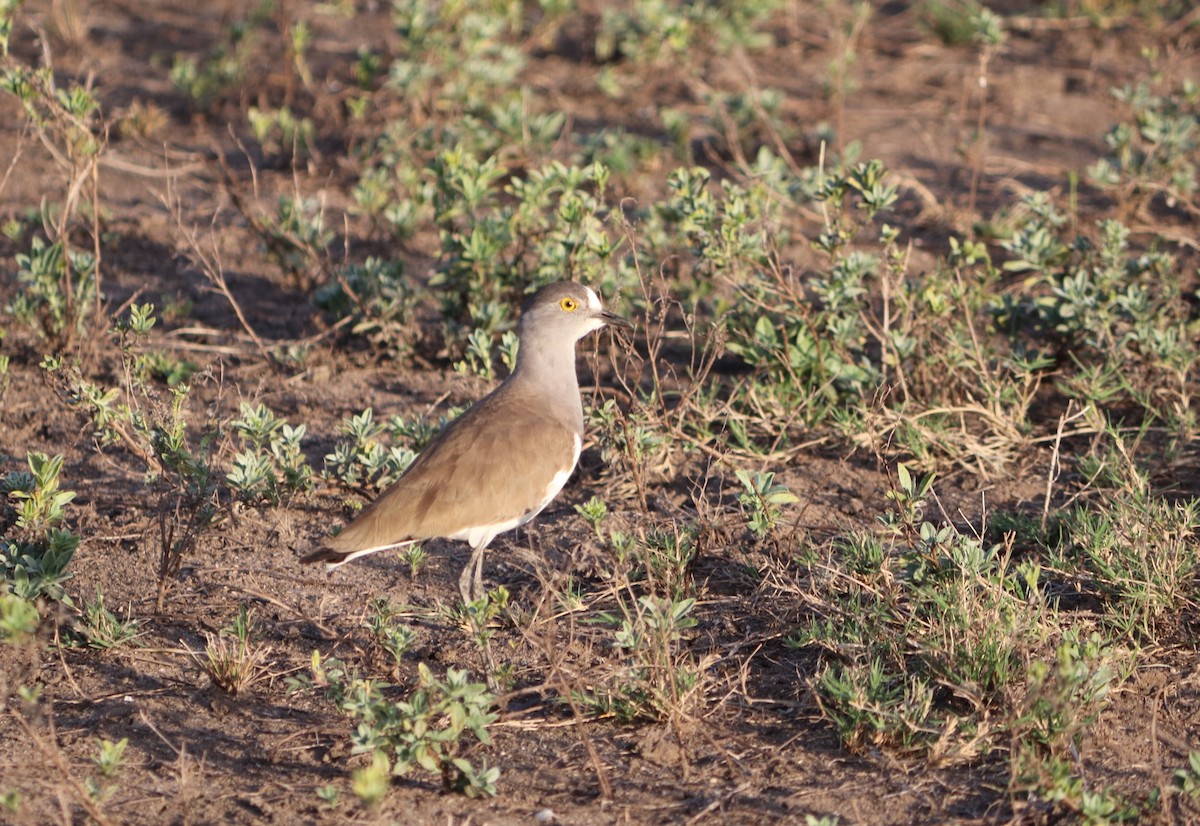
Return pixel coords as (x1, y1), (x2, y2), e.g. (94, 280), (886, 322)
(301, 280), (632, 603)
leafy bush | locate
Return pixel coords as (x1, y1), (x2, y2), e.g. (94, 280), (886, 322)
(1, 452), (79, 605)
(344, 663), (500, 798)
(6, 237), (98, 349)
(1089, 77), (1199, 213)
(227, 403), (313, 506)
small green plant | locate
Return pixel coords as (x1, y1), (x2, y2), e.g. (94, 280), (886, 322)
(1008, 632), (1122, 816)
(583, 594), (703, 722)
(315, 784), (340, 808)
(197, 605), (272, 695)
(367, 598), (417, 667)
(92, 737), (128, 777)
(6, 237), (98, 350)
(145, 385), (222, 610)
(720, 160), (898, 441)
(314, 258), (419, 357)
(256, 195), (334, 288)
(594, 0), (777, 65)
(1, 452), (79, 604)
(389, 0), (527, 113)
(351, 750), (390, 808)
(599, 521), (698, 602)
(62, 305), (224, 610)
(286, 650), (357, 708)
(248, 105), (314, 159)
(575, 495), (608, 540)
(454, 328), (519, 380)
(401, 545), (427, 577)
(67, 588), (139, 650)
(814, 658), (937, 753)
(1055, 489), (1200, 643)
(459, 585), (510, 656)
(922, 0), (979, 46)
(358, 149), (630, 356)
(0, 33), (108, 350)
(882, 462), (937, 542)
(343, 663), (499, 797)
(227, 403), (313, 505)
(812, 158), (900, 254)
(644, 524), (699, 599)
(806, 817), (840, 826)
(0, 593), (40, 643)
(735, 469), (799, 538)
(168, 6), (269, 110)
(797, 467), (1068, 760)
(324, 408), (419, 492)
(589, 399), (666, 470)
(1089, 76), (1198, 215)
(136, 350), (198, 387)
(1174, 752), (1200, 799)
(83, 737), (128, 804)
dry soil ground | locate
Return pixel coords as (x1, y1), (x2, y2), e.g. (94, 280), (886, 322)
(1, 1), (1199, 825)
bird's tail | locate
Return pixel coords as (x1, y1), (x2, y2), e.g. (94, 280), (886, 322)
(299, 546), (355, 570)
(300, 540), (416, 572)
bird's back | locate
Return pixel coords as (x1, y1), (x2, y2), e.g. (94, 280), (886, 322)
(327, 381), (582, 554)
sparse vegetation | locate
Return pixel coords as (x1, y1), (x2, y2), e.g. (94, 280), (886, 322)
(195, 604), (272, 695)
(1, 0), (1198, 822)
(66, 588), (140, 650)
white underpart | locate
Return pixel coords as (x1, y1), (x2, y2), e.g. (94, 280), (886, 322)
(448, 433), (582, 548)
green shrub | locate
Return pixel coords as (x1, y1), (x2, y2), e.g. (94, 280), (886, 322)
(343, 663), (499, 797)
(1, 452), (79, 605)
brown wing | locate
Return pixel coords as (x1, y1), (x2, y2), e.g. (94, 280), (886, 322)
(327, 388), (579, 553)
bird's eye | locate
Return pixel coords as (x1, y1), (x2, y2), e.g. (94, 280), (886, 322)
(559, 297), (578, 312)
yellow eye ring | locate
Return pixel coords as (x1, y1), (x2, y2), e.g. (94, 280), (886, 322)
(559, 297), (578, 312)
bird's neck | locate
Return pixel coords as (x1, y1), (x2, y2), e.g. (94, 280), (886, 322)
(510, 340), (584, 428)
(513, 339), (579, 388)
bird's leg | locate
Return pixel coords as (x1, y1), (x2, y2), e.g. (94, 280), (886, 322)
(458, 560), (475, 606)
(459, 541), (500, 692)
(472, 545), (486, 601)
(461, 541), (489, 604)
